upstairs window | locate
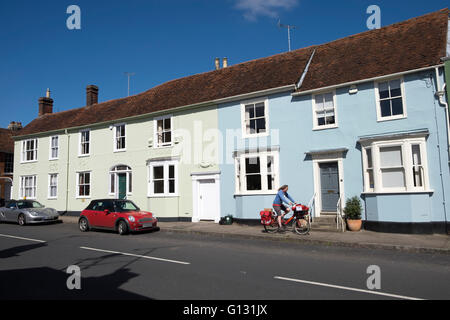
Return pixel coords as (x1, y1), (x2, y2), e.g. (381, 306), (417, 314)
(313, 92), (337, 129)
(241, 98), (269, 138)
(4, 153), (13, 174)
(79, 130), (90, 156)
(50, 136), (59, 160)
(154, 116), (172, 147)
(21, 139), (38, 162)
(376, 78), (406, 121)
(114, 124), (126, 151)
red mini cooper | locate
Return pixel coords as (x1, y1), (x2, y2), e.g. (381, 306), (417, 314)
(78, 199), (158, 235)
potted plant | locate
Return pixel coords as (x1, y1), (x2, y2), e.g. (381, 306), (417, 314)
(343, 196), (363, 232)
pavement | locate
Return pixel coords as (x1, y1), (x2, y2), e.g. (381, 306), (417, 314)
(60, 216), (450, 254)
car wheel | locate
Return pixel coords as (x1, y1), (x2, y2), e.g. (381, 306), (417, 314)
(79, 217), (90, 232)
(117, 220), (128, 235)
(18, 214), (26, 226)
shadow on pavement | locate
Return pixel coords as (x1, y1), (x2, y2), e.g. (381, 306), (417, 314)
(0, 266), (150, 300)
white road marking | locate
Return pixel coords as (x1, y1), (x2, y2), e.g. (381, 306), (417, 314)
(80, 246), (190, 265)
(0, 233), (47, 243)
(274, 276), (424, 300)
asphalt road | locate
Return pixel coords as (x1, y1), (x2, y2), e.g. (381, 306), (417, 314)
(0, 220), (449, 300)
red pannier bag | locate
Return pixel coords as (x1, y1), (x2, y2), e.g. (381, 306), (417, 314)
(260, 210), (273, 225)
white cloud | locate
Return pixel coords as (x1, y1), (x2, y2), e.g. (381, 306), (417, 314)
(235, 0), (298, 21)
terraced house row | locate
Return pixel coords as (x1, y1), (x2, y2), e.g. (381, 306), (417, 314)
(11, 9), (450, 234)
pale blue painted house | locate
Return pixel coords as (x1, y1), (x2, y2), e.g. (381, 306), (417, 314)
(217, 9), (450, 234)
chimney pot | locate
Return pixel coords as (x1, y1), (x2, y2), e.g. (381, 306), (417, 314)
(8, 121), (23, 131)
(86, 85), (99, 106)
(215, 58), (220, 70)
(223, 57), (228, 68)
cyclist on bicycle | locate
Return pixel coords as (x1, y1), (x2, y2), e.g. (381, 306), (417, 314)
(273, 185), (296, 233)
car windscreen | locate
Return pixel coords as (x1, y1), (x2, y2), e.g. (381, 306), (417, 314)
(114, 201), (140, 212)
(17, 201), (44, 209)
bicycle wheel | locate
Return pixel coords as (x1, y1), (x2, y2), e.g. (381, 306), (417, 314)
(294, 216), (310, 235)
(263, 218), (279, 233)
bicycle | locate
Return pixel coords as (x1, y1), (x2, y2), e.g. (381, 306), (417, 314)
(260, 204), (311, 235)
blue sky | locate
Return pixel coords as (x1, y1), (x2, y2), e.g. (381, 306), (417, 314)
(0, 0), (447, 129)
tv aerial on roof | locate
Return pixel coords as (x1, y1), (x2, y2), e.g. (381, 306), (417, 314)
(124, 72), (136, 97)
(277, 19), (296, 52)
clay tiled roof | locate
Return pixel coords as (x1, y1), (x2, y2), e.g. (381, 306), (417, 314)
(16, 8), (449, 138)
(0, 129), (14, 153)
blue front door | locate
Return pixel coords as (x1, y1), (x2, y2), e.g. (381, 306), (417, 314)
(319, 162), (340, 212)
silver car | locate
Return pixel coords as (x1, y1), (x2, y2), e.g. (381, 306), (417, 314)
(0, 200), (60, 226)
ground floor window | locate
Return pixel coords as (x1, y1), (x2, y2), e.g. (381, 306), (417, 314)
(234, 151), (279, 195)
(148, 160), (178, 197)
(20, 176), (37, 199)
(48, 174), (58, 199)
(361, 137), (430, 193)
(77, 172), (91, 198)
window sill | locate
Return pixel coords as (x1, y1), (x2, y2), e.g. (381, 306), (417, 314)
(78, 154), (90, 158)
(234, 192), (277, 197)
(148, 194), (179, 198)
(76, 196), (91, 199)
(362, 190), (434, 195)
(113, 149), (126, 153)
(153, 145), (174, 149)
(312, 124), (338, 131)
(49, 158), (59, 161)
(376, 115), (407, 122)
(242, 132), (270, 139)
(20, 160), (38, 164)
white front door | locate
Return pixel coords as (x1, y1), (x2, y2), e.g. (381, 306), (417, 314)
(198, 179), (217, 221)
(192, 173), (221, 223)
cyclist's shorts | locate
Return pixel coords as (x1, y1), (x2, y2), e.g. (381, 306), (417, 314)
(273, 204), (287, 216)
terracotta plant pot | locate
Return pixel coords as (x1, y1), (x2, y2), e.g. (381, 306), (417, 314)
(346, 219), (362, 232)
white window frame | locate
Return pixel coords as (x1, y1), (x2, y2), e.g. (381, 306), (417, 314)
(147, 160), (178, 197)
(21, 139), (38, 163)
(312, 90), (338, 130)
(20, 175), (37, 199)
(78, 129), (91, 157)
(76, 171), (91, 199)
(48, 173), (58, 199)
(234, 150), (279, 195)
(153, 115), (173, 148)
(49, 136), (59, 160)
(240, 97), (270, 139)
(374, 77), (407, 122)
(113, 123), (126, 152)
(361, 137), (431, 194)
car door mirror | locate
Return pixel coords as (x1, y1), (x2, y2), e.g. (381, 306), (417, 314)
(104, 209), (110, 214)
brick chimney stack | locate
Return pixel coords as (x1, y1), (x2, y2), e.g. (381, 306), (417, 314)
(86, 85), (99, 106)
(38, 89), (53, 116)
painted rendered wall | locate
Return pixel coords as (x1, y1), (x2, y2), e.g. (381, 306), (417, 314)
(13, 105), (219, 219)
(218, 69), (450, 225)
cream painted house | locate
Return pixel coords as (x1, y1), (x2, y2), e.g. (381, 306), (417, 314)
(13, 87), (221, 222)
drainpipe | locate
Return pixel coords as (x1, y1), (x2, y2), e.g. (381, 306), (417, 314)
(434, 67), (450, 160)
(431, 69), (448, 234)
(64, 129), (70, 215)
